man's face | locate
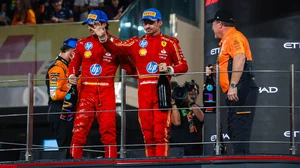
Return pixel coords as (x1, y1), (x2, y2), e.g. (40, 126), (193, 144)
(212, 20), (222, 39)
(65, 48), (75, 62)
(16, 0), (21, 10)
(52, 0), (62, 11)
(188, 86), (198, 101)
(142, 19), (162, 36)
(87, 22), (106, 35)
(112, 0), (119, 8)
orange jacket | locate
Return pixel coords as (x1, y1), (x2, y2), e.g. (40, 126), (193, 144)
(47, 57), (69, 102)
(12, 9), (36, 25)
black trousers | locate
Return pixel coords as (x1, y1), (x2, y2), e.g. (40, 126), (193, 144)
(226, 79), (258, 154)
(48, 102), (73, 158)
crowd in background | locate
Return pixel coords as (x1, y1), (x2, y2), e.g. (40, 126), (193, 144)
(0, 0), (134, 26)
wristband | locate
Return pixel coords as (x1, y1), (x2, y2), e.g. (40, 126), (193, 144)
(189, 102), (196, 107)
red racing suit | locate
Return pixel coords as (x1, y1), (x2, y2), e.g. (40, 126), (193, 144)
(102, 33), (188, 157)
(68, 34), (136, 159)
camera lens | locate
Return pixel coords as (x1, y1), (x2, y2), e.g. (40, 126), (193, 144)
(188, 84), (194, 91)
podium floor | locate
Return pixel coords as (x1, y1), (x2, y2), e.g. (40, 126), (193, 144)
(1, 155), (300, 168)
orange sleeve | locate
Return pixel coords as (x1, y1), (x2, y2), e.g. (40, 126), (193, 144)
(228, 36), (245, 58)
(48, 66), (69, 101)
(25, 9), (36, 24)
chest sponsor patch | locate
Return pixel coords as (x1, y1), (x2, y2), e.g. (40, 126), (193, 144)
(84, 42), (93, 50)
(84, 51), (92, 58)
(90, 64), (102, 75)
(51, 77), (57, 82)
(161, 41), (167, 47)
(139, 40), (148, 47)
(50, 72), (60, 76)
(146, 61), (158, 73)
(139, 48), (147, 56)
(159, 49), (167, 56)
(103, 58), (111, 62)
(65, 93), (71, 100)
(50, 82), (58, 86)
(206, 84), (213, 91)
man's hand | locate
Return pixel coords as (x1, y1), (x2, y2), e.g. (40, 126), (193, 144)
(68, 74), (78, 85)
(91, 21), (107, 39)
(51, 16), (59, 23)
(205, 65), (214, 76)
(227, 87), (239, 102)
(185, 94), (193, 104)
(159, 63), (168, 73)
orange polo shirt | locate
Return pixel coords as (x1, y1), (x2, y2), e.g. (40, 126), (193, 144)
(218, 27), (252, 93)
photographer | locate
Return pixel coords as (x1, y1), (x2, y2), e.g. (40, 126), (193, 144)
(170, 80), (204, 156)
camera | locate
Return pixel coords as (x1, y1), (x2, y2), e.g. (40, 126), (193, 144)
(172, 80), (196, 102)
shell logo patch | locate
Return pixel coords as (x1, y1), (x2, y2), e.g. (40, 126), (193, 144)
(139, 48), (147, 56)
(84, 51), (92, 58)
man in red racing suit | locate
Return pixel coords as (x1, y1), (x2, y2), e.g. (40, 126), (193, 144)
(68, 10), (136, 159)
(92, 8), (188, 157)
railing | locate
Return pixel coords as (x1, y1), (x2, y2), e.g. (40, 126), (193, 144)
(0, 66), (299, 162)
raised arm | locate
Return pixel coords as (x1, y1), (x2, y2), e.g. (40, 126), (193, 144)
(91, 22), (136, 56)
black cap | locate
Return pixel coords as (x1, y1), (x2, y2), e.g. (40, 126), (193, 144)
(51, 0), (61, 3)
(207, 10), (235, 23)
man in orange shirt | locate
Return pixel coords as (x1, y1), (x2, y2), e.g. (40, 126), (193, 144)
(46, 38), (78, 157)
(206, 10), (258, 154)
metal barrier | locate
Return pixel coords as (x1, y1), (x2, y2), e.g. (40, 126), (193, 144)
(0, 66), (299, 162)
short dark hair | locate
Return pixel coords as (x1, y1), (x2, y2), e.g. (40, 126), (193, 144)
(104, 22), (109, 30)
(60, 46), (73, 53)
(194, 82), (200, 95)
